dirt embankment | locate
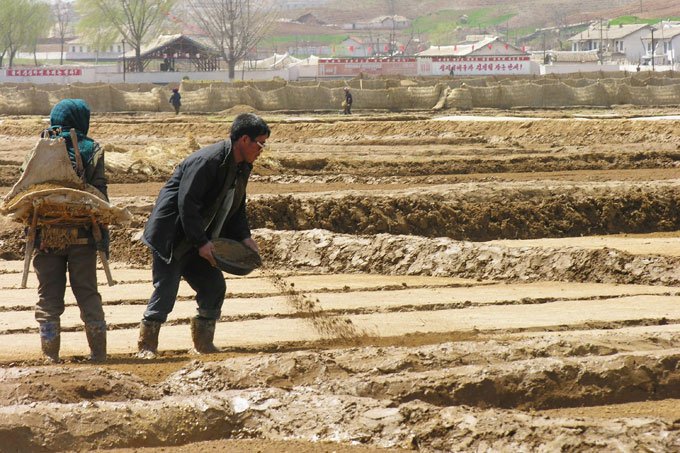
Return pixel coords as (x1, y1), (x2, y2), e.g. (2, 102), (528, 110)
(1, 336), (679, 452)
(0, 181), (677, 264)
(0, 115), (678, 186)
(255, 229), (680, 286)
(249, 184), (680, 240)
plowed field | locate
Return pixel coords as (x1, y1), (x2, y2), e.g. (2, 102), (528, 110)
(0, 107), (678, 452)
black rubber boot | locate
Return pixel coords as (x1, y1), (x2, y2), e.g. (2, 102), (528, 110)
(85, 321), (107, 362)
(190, 317), (219, 354)
(137, 319), (161, 359)
(39, 321), (60, 363)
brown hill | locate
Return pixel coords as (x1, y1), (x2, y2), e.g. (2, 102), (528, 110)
(282, 0), (680, 30)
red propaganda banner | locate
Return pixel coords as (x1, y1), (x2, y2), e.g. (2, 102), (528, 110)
(429, 56), (531, 76)
(318, 58), (417, 77)
(6, 68), (83, 77)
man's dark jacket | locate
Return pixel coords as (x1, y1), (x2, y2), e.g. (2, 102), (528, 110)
(142, 140), (251, 263)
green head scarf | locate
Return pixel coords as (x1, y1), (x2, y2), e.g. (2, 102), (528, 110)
(49, 99), (96, 166)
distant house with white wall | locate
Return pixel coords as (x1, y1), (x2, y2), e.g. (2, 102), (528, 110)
(280, 0), (331, 9)
(568, 23), (651, 64)
(343, 15), (411, 31)
(640, 24), (680, 65)
(416, 36), (527, 58)
(336, 36), (407, 57)
(338, 37), (368, 56)
(293, 13), (326, 26)
(65, 38), (123, 62)
(541, 50), (600, 65)
(17, 38), (123, 63)
(416, 36), (531, 76)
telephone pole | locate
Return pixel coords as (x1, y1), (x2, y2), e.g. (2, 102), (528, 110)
(650, 26), (656, 71)
(598, 19), (604, 64)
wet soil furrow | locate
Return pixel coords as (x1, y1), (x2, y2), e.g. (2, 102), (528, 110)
(249, 189), (680, 240)
(273, 151), (680, 177)
(161, 349), (680, 411)
(257, 230), (680, 286)
(328, 351), (680, 411)
(1, 389), (677, 452)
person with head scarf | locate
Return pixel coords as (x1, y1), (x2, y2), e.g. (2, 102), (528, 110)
(169, 87), (182, 115)
(33, 98), (108, 363)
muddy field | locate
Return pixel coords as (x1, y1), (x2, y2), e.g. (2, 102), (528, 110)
(0, 106), (679, 452)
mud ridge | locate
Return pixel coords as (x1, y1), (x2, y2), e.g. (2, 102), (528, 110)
(272, 150), (680, 178)
(162, 346), (680, 411)
(255, 229), (680, 286)
(1, 388), (677, 452)
(324, 350), (680, 410)
(0, 367), (158, 405)
(1, 181), (678, 264)
(249, 185), (680, 239)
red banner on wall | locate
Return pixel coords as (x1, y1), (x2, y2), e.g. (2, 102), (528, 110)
(6, 68), (82, 77)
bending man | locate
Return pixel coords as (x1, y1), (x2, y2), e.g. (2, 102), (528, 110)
(138, 113), (270, 357)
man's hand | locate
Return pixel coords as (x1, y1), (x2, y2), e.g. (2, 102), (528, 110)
(198, 241), (217, 267)
(242, 237), (260, 254)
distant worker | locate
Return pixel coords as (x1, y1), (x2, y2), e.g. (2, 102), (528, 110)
(169, 88), (182, 115)
(137, 113), (270, 358)
(343, 86), (353, 115)
(34, 99), (109, 363)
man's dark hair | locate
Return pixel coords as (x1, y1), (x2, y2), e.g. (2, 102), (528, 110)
(230, 113), (270, 142)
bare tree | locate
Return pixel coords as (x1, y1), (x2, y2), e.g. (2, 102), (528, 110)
(386, 0), (397, 55)
(0, 0), (51, 68)
(185, 0), (277, 80)
(0, 0), (17, 66)
(551, 6), (572, 51)
(53, 0), (73, 65)
(76, 0), (176, 72)
(26, 2), (53, 66)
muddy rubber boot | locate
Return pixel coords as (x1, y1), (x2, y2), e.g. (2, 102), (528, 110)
(39, 321), (60, 363)
(190, 317), (219, 354)
(85, 321), (107, 363)
(137, 319), (161, 359)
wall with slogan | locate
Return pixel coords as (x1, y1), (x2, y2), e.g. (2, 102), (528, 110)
(428, 56), (532, 76)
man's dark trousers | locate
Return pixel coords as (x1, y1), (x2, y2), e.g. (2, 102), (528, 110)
(144, 249), (226, 322)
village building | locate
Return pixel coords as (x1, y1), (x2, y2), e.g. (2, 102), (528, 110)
(538, 50), (600, 65)
(416, 36), (531, 76)
(16, 37), (122, 64)
(343, 15), (411, 31)
(292, 13), (326, 26)
(567, 23), (651, 64)
(336, 36), (408, 57)
(63, 38), (123, 63)
(337, 36), (368, 57)
(120, 34), (221, 73)
(639, 24), (680, 66)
